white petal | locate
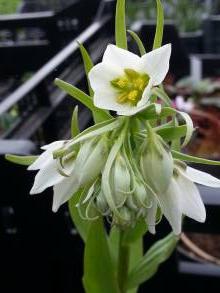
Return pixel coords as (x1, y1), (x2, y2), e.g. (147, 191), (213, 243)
(185, 166), (220, 188)
(137, 79), (153, 107)
(52, 176), (80, 212)
(147, 197), (158, 234)
(89, 62), (122, 92)
(89, 62), (137, 114)
(157, 178), (182, 235)
(41, 140), (65, 151)
(116, 101), (151, 116)
(176, 173), (206, 223)
(28, 141), (64, 171)
(139, 44), (171, 86)
(103, 44), (140, 70)
(94, 90), (136, 112)
(30, 160), (64, 194)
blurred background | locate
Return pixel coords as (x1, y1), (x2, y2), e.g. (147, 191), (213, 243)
(0, 0), (220, 292)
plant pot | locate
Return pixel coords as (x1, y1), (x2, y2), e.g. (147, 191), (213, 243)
(180, 30), (203, 54)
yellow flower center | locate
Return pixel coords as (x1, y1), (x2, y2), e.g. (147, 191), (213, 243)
(111, 69), (149, 105)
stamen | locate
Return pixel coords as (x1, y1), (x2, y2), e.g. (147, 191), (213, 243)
(128, 90), (138, 101)
(111, 68), (149, 106)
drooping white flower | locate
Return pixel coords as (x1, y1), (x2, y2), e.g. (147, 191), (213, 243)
(153, 162), (220, 235)
(88, 44), (171, 116)
(28, 141), (67, 194)
(28, 137), (109, 212)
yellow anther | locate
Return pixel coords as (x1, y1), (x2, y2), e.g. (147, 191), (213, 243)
(111, 68), (149, 105)
(117, 79), (127, 88)
(128, 90), (138, 101)
(117, 92), (128, 103)
(134, 78), (145, 91)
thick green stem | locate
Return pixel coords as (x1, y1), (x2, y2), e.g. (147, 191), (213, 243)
(118, 230), (130, 293)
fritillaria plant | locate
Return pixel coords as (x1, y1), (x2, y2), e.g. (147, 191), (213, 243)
(6, 1), (220, 292)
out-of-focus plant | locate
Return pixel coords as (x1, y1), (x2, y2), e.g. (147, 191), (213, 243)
(0, 0), (21, 14)
(167, 77), (220, 100)
(127, 0), (205, 33)
(0, 106), (19, 135)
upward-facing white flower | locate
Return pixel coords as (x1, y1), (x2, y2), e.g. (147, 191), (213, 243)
(89, 44), (171, 116)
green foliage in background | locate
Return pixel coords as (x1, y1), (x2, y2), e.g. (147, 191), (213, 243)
(127, 0), (205, 33)
(0, 0), (21, 14)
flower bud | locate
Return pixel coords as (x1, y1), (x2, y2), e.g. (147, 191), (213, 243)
(140, 128), (173, 194)
(113, 206), (132, 226)
(75, 137), (109, 186)
(96, 191), (109, 215)
(133, 179), (152, 209)
(111, 152), (131, 208)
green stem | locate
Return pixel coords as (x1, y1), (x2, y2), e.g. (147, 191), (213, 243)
(118, 230), (130, 293)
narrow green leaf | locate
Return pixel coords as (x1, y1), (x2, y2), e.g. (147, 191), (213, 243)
(157, 125), (187, 141)
(123, 219), (147, 244)
(83, 218), (120, 293)
(153, 0), (164, 50)
(127, 30), (146, 56)
(127, 233), (178, 289)
(172, 150), (220, 165)
(71, 106), (80, 138)
(115, 0), (127, 49)
(55, 78), (112, 122)
(152, 87), (172, 106)
(78, 42), (94, 97)
(5, 154), (38, 166)
(171, 118), (181, 151)
(64, 119), (121, 154)
(68, 189), (91, 242)
(138, 105), (176, 120)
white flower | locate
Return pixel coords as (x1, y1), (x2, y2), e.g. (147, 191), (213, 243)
(28, 141), (67, 194)
(89, 44), (171, 116)
(151, 162), (220, 235)
(28, 137), (109, 212)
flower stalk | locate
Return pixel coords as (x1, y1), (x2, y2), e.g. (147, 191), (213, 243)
(118, 230), (130, 293)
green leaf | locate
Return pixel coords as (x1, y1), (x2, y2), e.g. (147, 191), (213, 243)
(127, 30), (146, 56)
(68, 189), (91, 242)
(172, 150), (220, 165)
(157, 125), (187, 141)
(115, 0), (127, 49)
(153, 0), (164, 50)
(71, 106), (80, 138)
(127, 233), (178, 289)
(138, 105), (176, 120)
(63, 119), (121, 154)
(55, 78), (112, 122)
(152, 87), (172, 106)
(123, 219), (147, 245)
(5, 154), (38, 166)
(83, 218), (120, 293)
(171, 118), (181, 151)
(78, 42), (94, 97)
